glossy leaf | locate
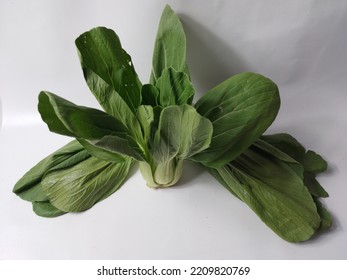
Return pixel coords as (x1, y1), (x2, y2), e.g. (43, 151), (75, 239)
(75, 27), (142, 113)
(150, 4), (190, 83)
(193, 72), (280, 168)
(156, 67), (194, 106)
(42, 156), (133, 212)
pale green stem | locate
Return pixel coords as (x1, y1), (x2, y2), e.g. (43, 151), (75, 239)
(139, 158), (183, 188)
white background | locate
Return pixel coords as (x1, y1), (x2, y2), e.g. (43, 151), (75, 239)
(0, 0), (346, 259)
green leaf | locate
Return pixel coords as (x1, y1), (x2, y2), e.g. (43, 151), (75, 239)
(80, 68), (144, 136)
(42, 157), (133, 212)
(156, 67), (194, 106)
(75, 27), (142, 113)
(303, 150), (328, 173)
(253, 138), (304, 180)
(260, 133), (306, 162)
(314, 199), (333, 231)
(38, 91), (143, 160)
(77, 138), (126, 163)
(304, 172), (329, 198)
(150, 4), (190, 83)
(153, 104), (213, 162)
(136, 105), (156, 144)
(211, 146), (321, 242)
(141, 84), (159, 106)
(137, 104), (212, 187)
(32, 201), (66, 218)
(13, 140), (89, 202)
(261, 133), (329, 197)
(193, 72), (280, 168)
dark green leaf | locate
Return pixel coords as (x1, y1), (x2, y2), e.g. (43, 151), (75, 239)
(156, 67), (194, 106)
(75, 27), (142, 113)
(303, 150), (328, 173)
(32, 201), (66, 218)
(38, 91), (143, 160)
(141, 84), (159, 106)
(211, 147), (321, 242)
(260, 133), (306, 162)
(150, 4), (190, 83)
(193, 72), (280, 168)
(261, 133), (329, 197)
(77, 138), (126, 162)
(314, 199), (333, 231)
(13, 140), (89, 202)
(304, 172), (329, 198)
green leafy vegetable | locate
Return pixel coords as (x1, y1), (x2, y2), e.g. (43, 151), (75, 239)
(13, 4), (331, 243)
(150, 5), (190, 83)
(193, 72), (280, 168)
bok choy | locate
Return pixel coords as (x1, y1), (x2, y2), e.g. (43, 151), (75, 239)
(13, 5), (331, 242)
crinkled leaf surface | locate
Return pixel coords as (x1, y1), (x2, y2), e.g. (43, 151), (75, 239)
(13, 140), (89, 202)
(75, 26), (142, 113)
(211, 145), (321, 242)
(42, 156), (133, 212)
(193, 72), (280, 168)
(150, 4), (190, 83)
(156, 67), (194, 106)
(153, 104), (213, 163)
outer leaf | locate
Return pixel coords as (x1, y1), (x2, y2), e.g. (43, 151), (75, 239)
(314, 199), (333, 231)
(13, 140), (89, 202)
(156, 67), (194, 106)
(303, 150), (328, 173)
(153, 104), (213, 163)
(193, 72), (280, 168)
(42, 157), (133, 212)
(75, 27), (142, 113)
(32, 201), (66, 218)
(77, 138), (126, 163)
(150, 4), (190, 83)
(254, 138), (304, 180)
(211, 147), (321, 242)
(38, 91), (143, 160)
(261, 133), (329, 197)
(260, 133), (307, 163)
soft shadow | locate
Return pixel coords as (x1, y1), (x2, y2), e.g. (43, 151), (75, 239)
(174, 161), (206, 189)
(179, 15), (250, 99)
